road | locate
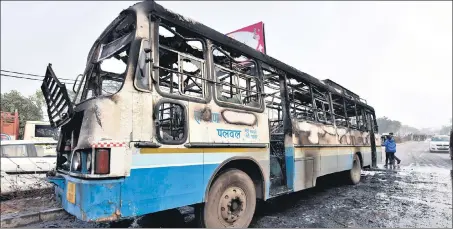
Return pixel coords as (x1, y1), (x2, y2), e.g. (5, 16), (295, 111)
(395, 141), (452, 168)
(26, 141), (452, 228)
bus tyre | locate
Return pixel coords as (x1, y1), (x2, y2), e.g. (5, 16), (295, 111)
(198, 169), (256, 228)
(347, 154), (362, 185)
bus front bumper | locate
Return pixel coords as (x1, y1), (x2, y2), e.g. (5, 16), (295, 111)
(47, 174), (124, 222)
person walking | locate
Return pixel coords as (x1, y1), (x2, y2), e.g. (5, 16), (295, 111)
(384, 133), (401, 167)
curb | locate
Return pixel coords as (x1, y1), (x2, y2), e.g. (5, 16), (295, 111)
(0, 208), (67, 228)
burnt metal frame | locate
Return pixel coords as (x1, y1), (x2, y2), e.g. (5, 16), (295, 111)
(138, 1), (374, 111)
(151, 17), (211, 104)
(287, 78), (315, 122)
(262, 66), (284, 134)
(331, 95), (348, 128)
(157, 45), (206, 97)
(134, 38), (152, 92)
(77, 14), (137, 105)
(42, 64), (75, 128)
(210, 45), (265, 113)
(119, 1), (379, 137)
(310, 85), (334, 125)
(153, 99), (188, 145)
(73, 13), (129, 105)
(211, 45), (262, 109)
(157, 23), (206, 97)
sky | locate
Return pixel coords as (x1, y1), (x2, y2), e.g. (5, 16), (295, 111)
(1, 1), (452, 129)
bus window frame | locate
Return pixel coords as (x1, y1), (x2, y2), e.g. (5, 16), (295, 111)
(150, 17), (211, 104)
(76, 13), (137, 105)
(311, 85), (334, 125)
(210, 44), (265, 113)
(211, 45), (263, 112)
(153, 99), (189, 145)
(286, 74), (316, 122)
(134, 38), (152, 92)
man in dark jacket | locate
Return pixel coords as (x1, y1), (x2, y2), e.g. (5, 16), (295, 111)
(384, 133), (401, 167)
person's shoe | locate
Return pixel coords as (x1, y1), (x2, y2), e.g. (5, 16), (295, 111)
(397, 160), (401, 165)
(384, 164), (388, 168)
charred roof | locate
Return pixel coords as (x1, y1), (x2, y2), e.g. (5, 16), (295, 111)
(123, 0), (374, 111)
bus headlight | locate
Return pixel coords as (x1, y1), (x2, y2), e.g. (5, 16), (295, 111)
(72, 152), (81, 171)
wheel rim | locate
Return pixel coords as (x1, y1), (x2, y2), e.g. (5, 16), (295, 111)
(217, 186), (247, 226)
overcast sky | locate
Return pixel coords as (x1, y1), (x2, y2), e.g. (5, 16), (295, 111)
(1, 1), (451, 129)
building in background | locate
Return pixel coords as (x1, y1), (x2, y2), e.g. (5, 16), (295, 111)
(1, 111), (19, 140)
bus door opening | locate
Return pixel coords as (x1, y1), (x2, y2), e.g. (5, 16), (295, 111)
(263, 66), (293, 197)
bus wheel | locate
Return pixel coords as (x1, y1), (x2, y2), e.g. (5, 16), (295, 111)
(347, 154), (362, 185)
(199, 169), (256, 228)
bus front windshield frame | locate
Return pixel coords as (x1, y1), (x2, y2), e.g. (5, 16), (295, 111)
(74, 14), (136, 104)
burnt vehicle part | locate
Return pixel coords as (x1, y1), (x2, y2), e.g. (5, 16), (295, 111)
(42, 13), (138, 177)
(41, 0), (382, 224)
(41, 64), (74, 129)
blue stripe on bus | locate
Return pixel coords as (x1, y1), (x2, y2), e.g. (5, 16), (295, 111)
(52, 150), (371, 221)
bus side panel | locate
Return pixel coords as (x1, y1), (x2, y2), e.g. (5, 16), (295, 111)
(293, 147), (319, 192)
(320, 147), (339, 176)
(376, 146), (383, 164)
(293, 157), (314, 191)
(120, 152), (205, 217)
(337, 147), (354, 172)
(360, 146), (372, 167)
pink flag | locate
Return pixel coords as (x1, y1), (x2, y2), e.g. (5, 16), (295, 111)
(226, 22), (266, 54)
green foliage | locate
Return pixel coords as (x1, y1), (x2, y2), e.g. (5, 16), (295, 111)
(438, 118), (452, 135)
(1, 90), (44, 139)
(376, 116), (402, 134)
(439, 125), (452, 135)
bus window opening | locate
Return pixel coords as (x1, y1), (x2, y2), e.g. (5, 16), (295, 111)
(157, 21), (206, 98)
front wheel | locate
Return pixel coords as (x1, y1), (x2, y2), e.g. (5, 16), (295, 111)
(197, 169), (256, 228)
(346, 154), (362, 185)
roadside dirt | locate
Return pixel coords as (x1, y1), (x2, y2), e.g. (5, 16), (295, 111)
(22, 166), (453, 228)
(16, 142), (453, 228)
(1, 194), (59, 218)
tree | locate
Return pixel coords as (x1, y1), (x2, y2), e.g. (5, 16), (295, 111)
(376, 116), (402, 134)
(399, 124), (420, 135)
(438, 118), (452, 135)
(1, 90), (44, 139)
(30, 89), (45, 110)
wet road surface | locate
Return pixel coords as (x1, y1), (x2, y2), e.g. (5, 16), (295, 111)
(26, 141), (452, 228)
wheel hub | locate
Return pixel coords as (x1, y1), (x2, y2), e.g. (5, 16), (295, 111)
(218, 187), (247, 225)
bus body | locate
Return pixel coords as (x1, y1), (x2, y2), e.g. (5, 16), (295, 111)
(43, 1), (381, 227)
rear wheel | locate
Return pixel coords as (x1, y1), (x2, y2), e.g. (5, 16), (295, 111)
(197, 169), (256, 228)
(346, 154), (362, 185)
